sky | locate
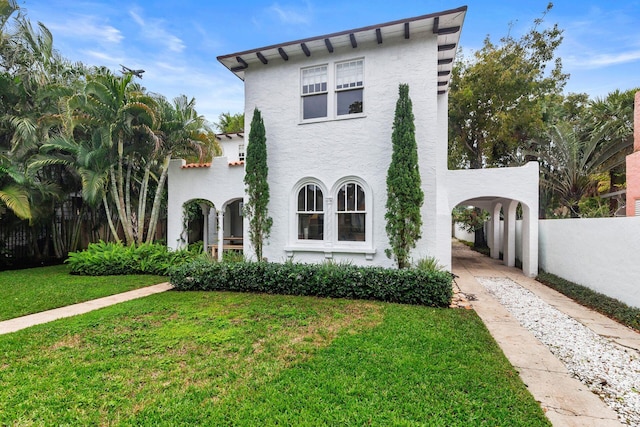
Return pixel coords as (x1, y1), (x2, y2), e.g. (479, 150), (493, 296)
(19, 0), (640, 126)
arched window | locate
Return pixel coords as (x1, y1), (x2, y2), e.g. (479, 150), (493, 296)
(297, 184), (324, 240)
(337, 182), (366, 241)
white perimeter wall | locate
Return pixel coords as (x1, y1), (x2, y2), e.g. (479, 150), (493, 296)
(539, 217), (640, 308)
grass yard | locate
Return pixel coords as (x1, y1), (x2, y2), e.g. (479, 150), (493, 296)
(0, 265), (165, 321)
(0, 290), (550, 426)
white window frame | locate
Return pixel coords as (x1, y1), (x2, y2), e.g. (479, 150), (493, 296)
(335, 180), (367, 244)
(335, 59), (364, 116)
(238, 144), (245, 161)
(300, 58), (365, 123)
(296, 183), (325, 241)
(300, 64), (328, 121)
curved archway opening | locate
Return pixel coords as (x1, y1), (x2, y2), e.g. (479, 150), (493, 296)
(450, 196), (538, 277)
(181, 199), (215, 253)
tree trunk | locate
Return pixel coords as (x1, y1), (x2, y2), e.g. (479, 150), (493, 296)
(109, 166), (134, 244)
(102, 193), (121, 243)
(145, 155), (170, 244)
(473, 207), (487, 248)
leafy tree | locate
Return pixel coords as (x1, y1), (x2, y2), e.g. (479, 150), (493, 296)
(449, 3), (567, 169)
(385, 84), (423, 269)
(216, 112), (244, 133)
(448, 3), (566, 243)
(452, 206), (490, 234)
(243, 108), (272, 261)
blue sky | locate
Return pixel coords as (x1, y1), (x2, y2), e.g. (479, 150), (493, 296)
(21, 0), (640, 126)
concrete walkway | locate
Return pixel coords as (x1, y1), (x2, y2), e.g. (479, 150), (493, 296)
(0, 282), (173, 335)
(452, 240), (637, 427)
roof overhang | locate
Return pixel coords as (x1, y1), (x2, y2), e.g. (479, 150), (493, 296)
(217, 6), (467, 94)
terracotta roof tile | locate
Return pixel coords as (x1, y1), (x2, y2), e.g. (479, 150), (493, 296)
(181, 162), (211, 169)
(228, 161), (245, 167)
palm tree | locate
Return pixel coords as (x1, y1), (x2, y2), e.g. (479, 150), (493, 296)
(144, 94), (220, 243)
(0, 154), (30, 220)
(534, 121), (631, 217)
(73, 70), (158, 244)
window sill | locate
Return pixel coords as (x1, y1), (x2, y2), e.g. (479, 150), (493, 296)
(299, 113), (366, 125)
(284, 244), (376, 261)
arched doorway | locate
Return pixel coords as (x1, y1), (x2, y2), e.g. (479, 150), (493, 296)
(181, 199), (215, 253)
(450, 196), (538, 277)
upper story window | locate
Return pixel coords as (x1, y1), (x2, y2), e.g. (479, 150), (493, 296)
(238, 144), (245, 161)
(337, 182), (366, 241)
(301, 65), (328, 120)
(297, 184), (324, 240)
(336, 60), (363, 115)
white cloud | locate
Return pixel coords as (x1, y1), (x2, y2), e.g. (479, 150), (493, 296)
(268, 2), (311, 25)
(128, 7), (185, 53)
(47, 15), (123, 44)
(80, 49), (122, 65)
(565, 50), (640, 69)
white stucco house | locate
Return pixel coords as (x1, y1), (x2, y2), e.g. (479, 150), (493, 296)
(167, 6), (540, 277)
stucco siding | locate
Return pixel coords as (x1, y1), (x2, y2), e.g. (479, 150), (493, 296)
(243, 34), (440, 265)
(539, 217), (640, 308)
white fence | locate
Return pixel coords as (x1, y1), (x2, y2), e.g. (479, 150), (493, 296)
(454, 217), (640, 308)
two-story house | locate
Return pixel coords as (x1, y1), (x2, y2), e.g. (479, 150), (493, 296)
(167, 6), (540, 277)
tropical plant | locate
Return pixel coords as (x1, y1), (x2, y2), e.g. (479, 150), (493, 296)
(532, 120), (631, 217)
(216, 112), (244, 133)
(0, 154), (30, 219)
(243, 107), (272, 261)
(385, 84), (423, 269)
(414, 256), (446, 273)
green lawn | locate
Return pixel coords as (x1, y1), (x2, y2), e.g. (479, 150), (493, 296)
(0, 291), (550, 426)
(0, 265), (165, 321)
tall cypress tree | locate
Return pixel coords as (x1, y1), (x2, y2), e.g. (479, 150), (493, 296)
(385, 84), (424, 269)
(244, 107), (272, 261)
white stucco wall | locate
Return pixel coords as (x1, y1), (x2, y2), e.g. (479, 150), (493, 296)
(243, 34), (440, 266)
(453, 224), (475, 242)
(539, 217), (640, 308)
(167, 158), (245, 250)
(218, 134), (243, 163)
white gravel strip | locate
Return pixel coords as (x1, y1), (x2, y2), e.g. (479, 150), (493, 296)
(476, 276), (640, 426)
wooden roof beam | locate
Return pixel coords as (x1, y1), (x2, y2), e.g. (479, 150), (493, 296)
(349, 33), (357, 48)
(301, 42), (311, 57)
(404, 22), (410, 39)
(438, 26), (460, 35)
(438, 43), (456, 51)
(256, 52), (268, 64)
(324, 38), (334, 53)
(375, 28), (382, 44)
(278, 47), (289, 61)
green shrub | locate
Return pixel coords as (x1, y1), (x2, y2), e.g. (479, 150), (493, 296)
(170, 260), (453, 307)
(537, 271), (640, 331)
(222, 250), (245, 263)
(66, 241), (201, 276)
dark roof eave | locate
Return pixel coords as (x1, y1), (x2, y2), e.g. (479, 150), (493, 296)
(216, 5), (467, 61)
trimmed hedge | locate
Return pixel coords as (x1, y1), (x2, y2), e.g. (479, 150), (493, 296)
(537, 271), (640, 331)
(66, 241), (201, 276)
(169, 259), (453, 307)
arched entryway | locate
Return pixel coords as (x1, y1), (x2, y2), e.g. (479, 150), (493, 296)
(211, 197), (244, 261)
(446, 162), (539, 277)
(451, 197), (538, 276)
